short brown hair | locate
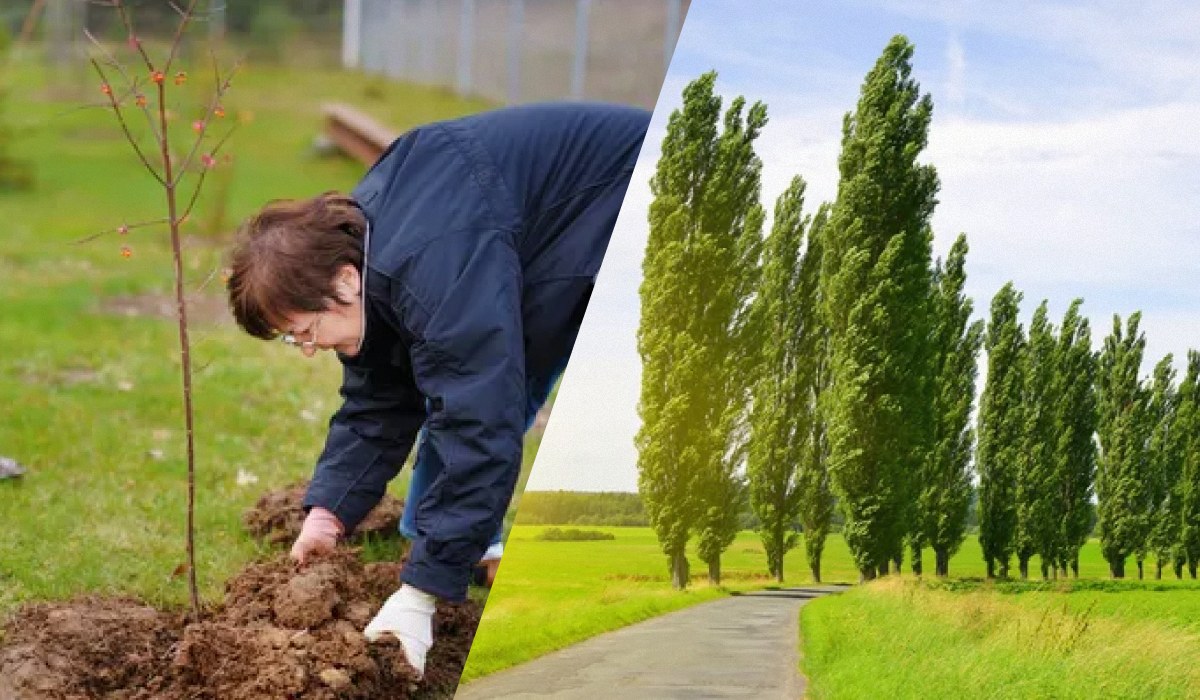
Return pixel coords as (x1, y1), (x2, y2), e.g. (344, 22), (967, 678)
(226, 192), (367, 339)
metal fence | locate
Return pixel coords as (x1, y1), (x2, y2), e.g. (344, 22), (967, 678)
(345, 0), (690, 109)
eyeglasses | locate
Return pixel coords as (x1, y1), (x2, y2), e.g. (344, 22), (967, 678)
(280, 314), (323, 350)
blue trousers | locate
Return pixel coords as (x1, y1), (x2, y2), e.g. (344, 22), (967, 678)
(400, 361), (566, 547)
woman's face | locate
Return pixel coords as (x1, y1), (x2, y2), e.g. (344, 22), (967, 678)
(279, 265), (364, 358)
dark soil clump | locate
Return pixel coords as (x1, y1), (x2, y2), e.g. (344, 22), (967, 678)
(0, 552), (480, 700)
(243, 482), (405, 546)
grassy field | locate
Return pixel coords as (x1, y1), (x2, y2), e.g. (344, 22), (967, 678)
(801, 576), (1200, 699)
(462, 525), (1200, 685)
(0, 52), (520, 620)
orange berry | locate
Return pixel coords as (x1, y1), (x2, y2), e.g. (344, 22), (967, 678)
(135, 94), (147, 107)
(118, 225), (129, 235)
(192, 120), (205, 133)
(151, 71), (165, 84)
(121, 247), (132, 258)
(101, 84), (112, 95)
(174, 72), (187, 86)
(214, 106), (226, 118)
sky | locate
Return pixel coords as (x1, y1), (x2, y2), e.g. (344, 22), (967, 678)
(526, 0), (1200, 492)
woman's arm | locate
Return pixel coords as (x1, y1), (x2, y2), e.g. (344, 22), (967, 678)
(392, 228), (527, 603)
(302, 360), (427, 534)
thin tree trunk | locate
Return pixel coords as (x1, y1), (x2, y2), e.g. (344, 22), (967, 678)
(933, 549), (949, 577)
(1156, 561), (1163, 580)
(1019, 557), (1029, 579)
(986, 558), (995, 580)
(1137, 559), (1144, 580)
(708, 558), (720, 586)
(811, 558), (821, 584)
(670, 551), (689, 590)
(911, 545), (923, 577)
(1040, 561), (1049, 580)
(1110, 559), (1125, 579)
(999, 561), (1009, 579)
(1190, 561), (1197, 579)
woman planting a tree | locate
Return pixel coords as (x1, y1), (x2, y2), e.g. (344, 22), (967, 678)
(226, 102), (649, 677)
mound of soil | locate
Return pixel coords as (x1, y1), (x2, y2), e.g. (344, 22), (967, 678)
(0, 552), (480, 700)
(243, 482), (405, 546)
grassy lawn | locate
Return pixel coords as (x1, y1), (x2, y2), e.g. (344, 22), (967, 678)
(0, 53), (515, 620)
(801, 576), (1200, 699)
(463, 526), (1200, 685)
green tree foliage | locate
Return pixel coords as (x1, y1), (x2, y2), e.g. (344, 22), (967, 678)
(514, 492), (648, 527)
(747, 177), (809, 582)
(747, 180), (832, 583)
(1096, 313), (1151, 578)
(798, 206), (835, 583)
(1145, 355), (1183, 579)
(637, 72), (767, 588)
(977, 283), (1025, 579)
(1052, 300), (1098, 578)
(1179, 352), (1200, 578)
(820, 35), (938, 581)
(1019, 302), (1059, 579)
(915, 234), (983, 578)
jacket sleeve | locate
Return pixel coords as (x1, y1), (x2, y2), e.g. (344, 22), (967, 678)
(394, 229), (527, 602)
(302, 359), (427, 535)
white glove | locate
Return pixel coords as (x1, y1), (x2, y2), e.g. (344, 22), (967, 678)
(364, 584), (435, 677)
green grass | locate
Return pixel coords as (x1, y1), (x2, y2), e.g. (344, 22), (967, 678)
(0, 53), (512, 619)
(463, 527), (1200, 685)
(801, 576), (1200, 699)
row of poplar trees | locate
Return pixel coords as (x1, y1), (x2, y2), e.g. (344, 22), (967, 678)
(637, 36), (976, 586)
(979, 290), (1200, 581)
(637, 34), (1200, 588)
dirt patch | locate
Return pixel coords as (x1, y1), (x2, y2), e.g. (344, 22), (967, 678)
(243, 481), (406, 546)
(97, 293), (232, 326)
(0, 551), (480, 700)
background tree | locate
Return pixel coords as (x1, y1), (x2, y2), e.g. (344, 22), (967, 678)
(637, 72), (767, 587)
(1020, 302), (1059, 579)
(747, 176), (813, 582)
(1052, 300), (1098, 578)
(637, 72), (722, 589)
(798, 204), (834, 583)
(689, 93), (768, 586)
(1096, 312), (1151, 578)
(977, 283), (1025, 579)
(820, 35), (938, 581)
(1145, 355), (1182, 579)
(916, 234), (983, 577)
(1179, 351), (1200, 578)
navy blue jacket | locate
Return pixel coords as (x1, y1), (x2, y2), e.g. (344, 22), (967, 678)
(302, 102), (650, 601)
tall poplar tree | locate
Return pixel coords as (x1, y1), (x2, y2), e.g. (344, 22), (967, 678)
(636, 72), (768, 588)
(1052, 300), (1098, 578)
(691, 93), (768, 586)
(977, 283), (1024, 579)
(916, 234), (983, 577)
(637, 73), (721, 589)
(1179, 351), (1200, 579)
(1145, 355), (1182, 579)
(1020, 302), (1059, 579)
(820, 35), (939, 581)
(798, 205), (834, 583)
(1096, 313), (1151, 579)
(748, 177), (812, 582)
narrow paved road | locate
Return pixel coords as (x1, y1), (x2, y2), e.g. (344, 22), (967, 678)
(454, 585), (848, 700)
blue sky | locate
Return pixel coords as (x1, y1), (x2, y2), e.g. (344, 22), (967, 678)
(527, 0), (1200, 492)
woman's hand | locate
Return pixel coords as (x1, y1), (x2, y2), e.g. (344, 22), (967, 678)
(290, 507), (345, 566)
